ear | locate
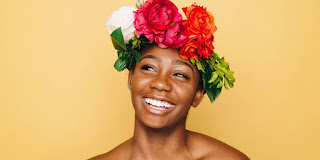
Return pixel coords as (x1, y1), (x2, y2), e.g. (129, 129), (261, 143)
(128, 69), (134, 90)
(192, 88), (205, 108)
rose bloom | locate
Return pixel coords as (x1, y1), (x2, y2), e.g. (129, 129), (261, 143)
(105, 6), (137, 43)
(182, 3), (217, 36)
(134, 0), (183, 42)
(156, 23), (188, 49)
(179, 34), (214, 60)
(179, 40), (199, 59)
(197, 34), (214, 60)
(198, 43), (213, 60)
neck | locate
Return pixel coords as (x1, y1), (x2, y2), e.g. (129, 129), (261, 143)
(130, 117), (190, 159)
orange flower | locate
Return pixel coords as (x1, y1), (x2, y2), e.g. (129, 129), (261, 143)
(179, 40), (199, 59)
(179, 34), (214, 60)
(182, 3), (217, 36)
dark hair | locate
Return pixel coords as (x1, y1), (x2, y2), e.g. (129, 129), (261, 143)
(128, 44), (156, 71)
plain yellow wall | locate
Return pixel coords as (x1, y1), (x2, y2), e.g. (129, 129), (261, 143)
(1, 0), (319, 159)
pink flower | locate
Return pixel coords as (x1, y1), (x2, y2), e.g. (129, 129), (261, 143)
(134, 0), (183, 43)
(134, 10), (155, 41)
(157, 23), (188, 48)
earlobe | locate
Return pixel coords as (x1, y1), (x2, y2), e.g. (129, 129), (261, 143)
(192, 88), (205, 107)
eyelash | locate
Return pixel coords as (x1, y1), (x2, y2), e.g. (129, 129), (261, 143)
(141, 65), (154, 71)
(141, 65), (189, 80)
(174, 73), (189, 80)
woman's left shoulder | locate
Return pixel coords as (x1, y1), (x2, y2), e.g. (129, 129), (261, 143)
(187, 131), (250, 160)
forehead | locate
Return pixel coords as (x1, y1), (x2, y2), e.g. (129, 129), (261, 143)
(140, 45), (201, 78)
(142, 45), (194, 67)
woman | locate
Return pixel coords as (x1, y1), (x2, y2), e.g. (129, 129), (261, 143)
(90, 0), (249, 159)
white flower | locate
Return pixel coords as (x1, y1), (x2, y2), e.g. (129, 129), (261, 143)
(105, 6), (137, 43)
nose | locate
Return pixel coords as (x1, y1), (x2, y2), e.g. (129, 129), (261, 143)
(150, 72), (172, 92)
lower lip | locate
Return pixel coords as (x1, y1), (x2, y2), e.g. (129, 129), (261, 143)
(144, 100), (174, 115)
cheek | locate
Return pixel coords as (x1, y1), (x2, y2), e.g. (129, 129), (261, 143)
(173, 84), (198, 105)
(130, 73), (152, 105)
(131, 73), (150, 91)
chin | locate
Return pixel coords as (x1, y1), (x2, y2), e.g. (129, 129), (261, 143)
(137, 113), (170, 130)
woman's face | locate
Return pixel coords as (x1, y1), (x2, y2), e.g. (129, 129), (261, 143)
(128, 45), (204, 129)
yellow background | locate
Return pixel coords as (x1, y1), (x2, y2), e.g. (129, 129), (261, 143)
(1, 0), (319, 159)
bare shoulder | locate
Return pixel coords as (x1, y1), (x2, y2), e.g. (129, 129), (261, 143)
(187, 131), (250, 160)
(88, 138), (132, 160)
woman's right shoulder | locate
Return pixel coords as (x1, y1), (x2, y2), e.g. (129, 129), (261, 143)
(88, 139), (132, 160)
(187, 131), (250, 160)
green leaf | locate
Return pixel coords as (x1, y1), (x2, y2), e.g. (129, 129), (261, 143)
(111, 28), (126, 51)
(196, 60), (205, 73)
(225, 71), (235, 82)
(114, 58), (127, 72)
(216, 68), (224, 78)
(226, 78), (234, 88)
(208, 71), (218, 84)
(136, 0), (144, 9)
(117, 50), (123, 58)
(217, 79), (223, 88)
(220, 58), (229, 68)
(129, 48), (142, 62)
(214, 87), (222, 100)
(202, 73), (207, 89)
(224, 79), (229, 89)
(206, 89), (215, 103)
(132, 38), (139, 47)
(206, 59), (215, 70)
(190, 58), (196, 65)
(206, 87), (222, 103)
(212, 52), (219, 60)
(213, 76), (221, 85)
(127, 54), (133, 70)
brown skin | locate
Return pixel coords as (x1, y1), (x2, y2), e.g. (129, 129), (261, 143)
(89, 46), (249, 160)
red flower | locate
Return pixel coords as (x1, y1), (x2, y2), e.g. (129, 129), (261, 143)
(182, 3), (217, 36)
(179, 3), (217, 60)
(179, 40), (199, 59)
(179, 34), (214, 60)
(134, 0), (183, 43)
(197, 34), (214, 60)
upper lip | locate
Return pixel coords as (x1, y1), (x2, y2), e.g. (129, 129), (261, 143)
(143, 95), (176, 106)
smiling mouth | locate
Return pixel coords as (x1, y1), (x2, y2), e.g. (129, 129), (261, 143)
(144, 98), (174, 110)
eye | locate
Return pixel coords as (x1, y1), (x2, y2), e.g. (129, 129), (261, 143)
(173, 73), (189, 80)
(141, 65), (155, 71)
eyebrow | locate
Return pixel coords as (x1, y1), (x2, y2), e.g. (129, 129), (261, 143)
(141, 55), (161, 62)
(141, 55), (194, 73)
(171, 60), (194, 73)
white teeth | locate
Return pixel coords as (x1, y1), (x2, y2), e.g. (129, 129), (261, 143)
(156, 101), (161, 107)
(145, 98), (173, 109)
(165, 103), (171, 109)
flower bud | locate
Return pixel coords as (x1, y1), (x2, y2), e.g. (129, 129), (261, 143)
(136, 0), (144, 9)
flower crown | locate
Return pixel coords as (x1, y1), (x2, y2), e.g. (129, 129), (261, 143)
(105, 0), (235, 102)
